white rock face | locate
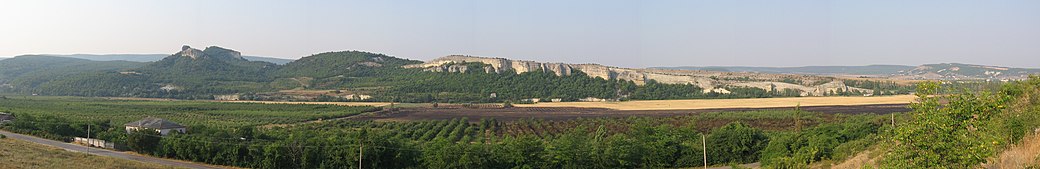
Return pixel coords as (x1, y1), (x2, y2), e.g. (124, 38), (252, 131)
(405, 55), (871, 96)
(173, 45), (244, 60)
(177, 46), (205, 59)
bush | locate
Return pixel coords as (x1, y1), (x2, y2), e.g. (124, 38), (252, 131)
(881, 78), (1040, 168)
(0, 134), (6, 139)
(760, 115), (881, 167)
(707, 122), (768, 164)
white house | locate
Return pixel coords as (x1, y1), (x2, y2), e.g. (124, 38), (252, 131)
(124, 117), (186, 135)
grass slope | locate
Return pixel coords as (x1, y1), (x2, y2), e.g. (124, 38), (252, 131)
(0, 138), (176, 169)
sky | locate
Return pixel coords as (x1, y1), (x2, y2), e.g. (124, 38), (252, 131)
(1, 0), (1038, 68)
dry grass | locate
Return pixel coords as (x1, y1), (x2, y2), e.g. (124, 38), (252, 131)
(984, 129), (1040, 168)
(826, 145), (886, 169)
(516, 95), (917, 111)
(0, 138), (177, 169)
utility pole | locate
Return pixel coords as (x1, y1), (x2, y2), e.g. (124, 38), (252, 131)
(702, 134), (707, 169)
(86, 124), (90, 154)
(358, 141), (363, 169)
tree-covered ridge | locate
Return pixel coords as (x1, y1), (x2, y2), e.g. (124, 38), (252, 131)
(138, 46), (278, 82)
(0, 55), (148, 95)
(0, 55), (145, 81)
(275, 51), (422, 79)
(0, 46), (916, 101)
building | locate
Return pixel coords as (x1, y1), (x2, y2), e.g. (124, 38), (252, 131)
(0, 112), (13, 124)
(213, 95), (240, 101)
(73, 137), (125, 150)
(124, 117), (186, 135)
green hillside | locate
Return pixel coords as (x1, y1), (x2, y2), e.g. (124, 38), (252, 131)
(138, 46), (278, 82)
(276, 51), (421, 79)
(32, 54), (294, 64)
(0, 55), (147, 95)
(0, 46), (913, 102)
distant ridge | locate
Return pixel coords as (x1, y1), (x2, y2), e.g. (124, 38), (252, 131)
(655, 63), (1040, 80)
(652, 65), (915, 75)
(18, 53), (294, 64)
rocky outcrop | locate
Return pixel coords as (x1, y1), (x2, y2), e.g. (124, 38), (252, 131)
(405, 55), (875, 96)
(176, 45), (205, 59)
(174, 45), (245, 61)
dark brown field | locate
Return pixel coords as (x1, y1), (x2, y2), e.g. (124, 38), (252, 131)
(349, 103), (910, 122)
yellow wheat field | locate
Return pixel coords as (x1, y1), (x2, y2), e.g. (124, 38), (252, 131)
(515, 95), (917, 111)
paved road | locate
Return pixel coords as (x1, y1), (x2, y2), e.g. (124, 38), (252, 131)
(0, 130), (224, 169)
(706, 162), (761, 169)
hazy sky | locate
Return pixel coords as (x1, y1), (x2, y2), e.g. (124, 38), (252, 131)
(2, 0), (1038, 68)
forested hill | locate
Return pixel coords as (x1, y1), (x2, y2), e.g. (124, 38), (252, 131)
(0, 55), (147, 92)
(275, 51), (422, 78)
(0, 45), (917, 102)
(20, 54), (294, 64)
(136, 46), (278, 82)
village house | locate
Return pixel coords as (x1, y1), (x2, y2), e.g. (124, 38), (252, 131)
(124, 117), (187, 135)
(213, 94), (241, 101)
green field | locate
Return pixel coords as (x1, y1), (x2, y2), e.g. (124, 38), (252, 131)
(0, 96), (378, 128)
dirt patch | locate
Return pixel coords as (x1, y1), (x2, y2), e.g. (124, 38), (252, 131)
(349, 103), (910, 122)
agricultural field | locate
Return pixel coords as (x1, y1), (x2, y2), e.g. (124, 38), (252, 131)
(1, 78), (1038, 169)
(352, 103), (909, 122)
(0, 96), (378, 128)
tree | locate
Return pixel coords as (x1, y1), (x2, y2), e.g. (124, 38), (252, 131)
(126, 129), (162, 153)
(707, 122), (768, 164)
(882, 81), (1008, 168)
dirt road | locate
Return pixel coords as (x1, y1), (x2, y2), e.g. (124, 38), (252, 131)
(0, 130), (227, 169)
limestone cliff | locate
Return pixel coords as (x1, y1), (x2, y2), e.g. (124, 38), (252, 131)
(404, 55), (872, 96)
